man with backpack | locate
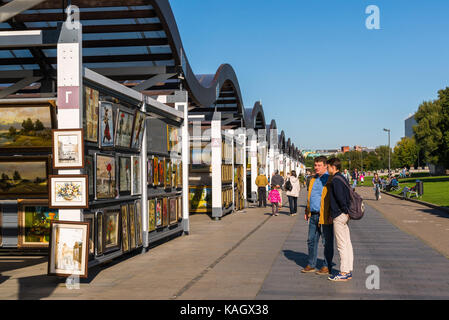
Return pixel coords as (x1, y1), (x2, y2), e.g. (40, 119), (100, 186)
(327, 157), (354, 282)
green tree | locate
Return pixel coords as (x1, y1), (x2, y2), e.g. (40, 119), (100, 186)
(394, 137), (418, 168)
(438, 87), (449, 168)
(13, 171), (21, 181)
(8, 126), (16, 136)
(21, 118), (34, 132)
(34, 119), (44, 131)
(1, 173), (9, 181)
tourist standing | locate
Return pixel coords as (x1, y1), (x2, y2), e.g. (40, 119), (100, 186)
(285, 170), (300, 216)
(255, 169), (269, 208)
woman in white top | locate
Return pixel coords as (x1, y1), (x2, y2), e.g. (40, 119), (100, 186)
(285, 170), (301, 216)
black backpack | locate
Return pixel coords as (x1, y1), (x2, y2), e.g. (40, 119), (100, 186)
(333, 175), (365, 220)
(285, 179), (293, 191)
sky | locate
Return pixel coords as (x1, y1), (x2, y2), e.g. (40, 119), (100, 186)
(170, 0), (449, 150)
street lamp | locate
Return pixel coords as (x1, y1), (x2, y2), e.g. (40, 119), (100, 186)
(383, 128), (391, 174)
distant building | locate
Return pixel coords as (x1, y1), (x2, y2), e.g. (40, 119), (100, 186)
(341, 146), (350, 153)
(405, 113), (417, 138)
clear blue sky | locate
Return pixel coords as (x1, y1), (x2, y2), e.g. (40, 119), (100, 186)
(170, 0), (449, 150)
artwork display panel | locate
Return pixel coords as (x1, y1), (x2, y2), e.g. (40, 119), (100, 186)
(162, 197), (168, 227)
(52, 129), (84, 169)
(48, 221), (89, 278)
(99, 101), (114, 148)
(95, 153), (116, 200)
(0, 156), (51, 198)
(84, 87), (99, 143)
(169, 198), (177, 225)
(118, 156), (131, 195)
(148, 199), (156, 232)
(135, 199), (142, 247)
(49, 175), (88, 209)
(83, 212), (95, 258)
(17, 199), (59, 248)
(131, 156), (141, 195)
(131, 110), (145, 150)
(121, 204), (129, 253)
(114, 109), (134, 149)
(96, 211), (104, 255)
(103, 209), (120, 253)
(156, 199), (162, 227)
(0, 102), (56, 151)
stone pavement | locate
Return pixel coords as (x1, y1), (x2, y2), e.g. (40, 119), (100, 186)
(1, 188), (449, 300)
(257, 188), (449, 300)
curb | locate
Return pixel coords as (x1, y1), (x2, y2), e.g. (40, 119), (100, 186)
(380, 190), (449, 215)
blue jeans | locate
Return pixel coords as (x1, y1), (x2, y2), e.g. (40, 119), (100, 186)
(307, 213), (334, 269)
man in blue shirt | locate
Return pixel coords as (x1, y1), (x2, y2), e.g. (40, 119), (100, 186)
(302, 156), (334, 275)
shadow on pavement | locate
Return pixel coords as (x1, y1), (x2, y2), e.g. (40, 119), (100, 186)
(420, 208), (449, 219)
(283, 250), (319, 269)
(0, 256), (47, 273)
(17, 274), (64, 300)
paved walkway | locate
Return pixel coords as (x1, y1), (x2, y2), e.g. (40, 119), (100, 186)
(1, 188), (449, 300)
(257, 188), (449, 300)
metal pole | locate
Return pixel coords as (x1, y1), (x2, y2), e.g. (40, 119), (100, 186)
(388, 130), (391, 173)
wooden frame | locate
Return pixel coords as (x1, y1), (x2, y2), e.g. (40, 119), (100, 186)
(48, 221), (89, 278)
(0, 102), (57, 153)
(83, 212), (95, 259)
(103, 208), (121, 253)
(114, 108), (134, 149)
(95, 153), (117, 200)
(52, 129), (85, 169)
(17, 199), (58, 249)
(0, 156), (51, 199)
(49, 175), (88, 209)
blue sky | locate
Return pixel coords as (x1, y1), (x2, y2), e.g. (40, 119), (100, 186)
(170, 0), (449, 150)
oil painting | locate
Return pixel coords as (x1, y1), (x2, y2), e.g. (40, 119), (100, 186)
(95, 154), (116, 199)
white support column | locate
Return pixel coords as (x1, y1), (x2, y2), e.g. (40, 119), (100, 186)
(242, 132), (247, 207)
(250, 136), (257, 202)
(141, 104), (149, 249)
(56, 5), (83, 222)
(269, 147), (274, 182)
(231, 134), (235, 212)
(211, 112), (222, 219)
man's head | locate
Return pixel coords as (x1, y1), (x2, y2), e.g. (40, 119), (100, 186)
(344, 168), (348, 173)
(327, 157), (341, 175)
(274, 170), (279, 175)
(314, 156), (328, 176)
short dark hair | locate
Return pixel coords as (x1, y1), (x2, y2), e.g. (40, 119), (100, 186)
(327, 157), (341, 171)
(291, 170), (297, 177)
(314, 156), (327, 165)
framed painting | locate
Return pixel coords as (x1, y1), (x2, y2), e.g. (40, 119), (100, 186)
(128, 202), (135, 250)
(120, 204), (129, 253)
(148, 199), (156, 232)
(169, 198), (177, 225)
(164, 160), (172, 189)
(85, 155), (94, 198)
(118, 156), (131, 196)
(103, 209), (120, 253)
(147, 156), (153, 187)
(0, 102), (56, 152)
(153, 156), (159, 186)
(189, 186), (212, 213)
(95, 153), (116, 200)
(134, 199), (142, 247)
(0, 156), (51, 199)
(48, 221), (89, 278)
(96, 211), (103, 256)
(166, 125), (173, 151)
(178, 162), (183, 188)
(83, 212), (95, 258)
(52, 129), (84, 169)
(156, 199), (162, 228)
(177, 196), (182, 221)
(131, 156), (141, 195)
(99, 101), (114, 148)
(162, 197), (168, 227)
(114, 109), (134, 149)
(158, 158), (165, 186)
(84, 87), (99, 143)
(17, 199), (58, 248)
(49, 175), (88, 209)
(130, 110), (145, 150)
(172, 161), (177, 189)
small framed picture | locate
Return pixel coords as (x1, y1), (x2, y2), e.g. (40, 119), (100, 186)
(48, 221), (89, 278)
(169, 198), (177, 225)
(121, 204), (130, 253)
(162, 198), (168, 227)
(49, 175), (88, 209)
(131, 156), (141, 195)
(99, 101), (114, 148)
(83, 212), (95, 259)
(96, 211), (104, 256)
(148, 199), (156, 232)
(156, 199), (162, 228)
(52, 129), (84, 169)
(153, 156), (159, 186)
(134, 199), (142, 247)
(147, 156), (153, 187)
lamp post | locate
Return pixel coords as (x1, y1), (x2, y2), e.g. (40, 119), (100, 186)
(383, 128), (391, 173)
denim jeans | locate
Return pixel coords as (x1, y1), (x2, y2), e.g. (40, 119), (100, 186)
(287, 196), (297, 214)
(307, 213), (334, 269)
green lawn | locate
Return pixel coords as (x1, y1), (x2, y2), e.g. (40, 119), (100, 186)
(387, 176), (449, 207)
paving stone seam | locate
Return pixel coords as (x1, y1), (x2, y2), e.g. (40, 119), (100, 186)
(171, 211), (273, 300)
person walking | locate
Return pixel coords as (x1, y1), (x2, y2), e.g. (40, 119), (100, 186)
(302, 156), (334, 276)
(285, 170), (300, 216)
(327, 158), (353, 281)
(343, 168), (351, 183)
(351, 168), (358, 190)
(271, 170), (285, 207)
(255, 169), (269, 208)
(268, 185), (281, 216)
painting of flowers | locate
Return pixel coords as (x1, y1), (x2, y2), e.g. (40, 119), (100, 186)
(49, 175), (88, 209)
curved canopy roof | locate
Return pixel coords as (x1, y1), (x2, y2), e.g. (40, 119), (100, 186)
(0, 0), (245, 126)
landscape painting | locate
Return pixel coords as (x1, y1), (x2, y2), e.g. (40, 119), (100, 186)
(0, 104), (55, 150)
(0, 157), (49, 197)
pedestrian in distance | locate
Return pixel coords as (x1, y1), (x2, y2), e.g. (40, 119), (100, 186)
(285, 170), (300, 216)
(327, 157), (354, 281)
(302, 156), (334, 276)
(271, 170), (285, 207)
(351, 168), (358, 190)
(343, 168), (351, 183)
(268, 184), (281, 216)
(255, 168), (269, 208)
